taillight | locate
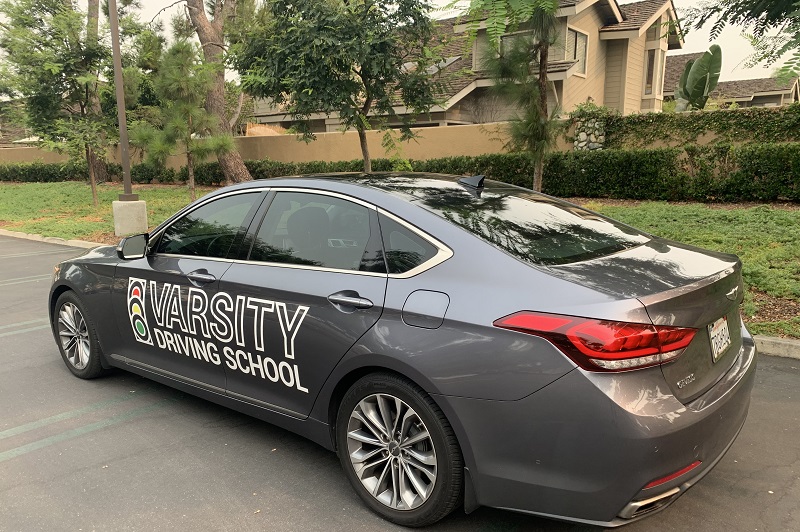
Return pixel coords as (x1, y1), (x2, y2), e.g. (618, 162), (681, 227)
(493, 312), (696, 372)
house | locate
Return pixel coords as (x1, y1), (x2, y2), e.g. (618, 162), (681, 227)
(663, 53), (800, 107)
(251, 0), (683, 132)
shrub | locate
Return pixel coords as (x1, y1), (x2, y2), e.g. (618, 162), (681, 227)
(3, 142), (800, 202)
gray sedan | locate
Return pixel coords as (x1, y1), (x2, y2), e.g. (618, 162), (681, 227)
(49, 173), (756, 527)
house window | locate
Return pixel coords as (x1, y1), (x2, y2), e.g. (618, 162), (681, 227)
(473, 33), (490, 71)
(646, 22), (659, 41)
(566, 29), (588, 75)
(644, 49), (656, 95)
(657, 50), (666, 95)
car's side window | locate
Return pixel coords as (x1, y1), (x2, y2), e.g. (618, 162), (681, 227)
(249, 191), (384, 272)
(378, 213), (439, 274)
(156, 192), (262, 258)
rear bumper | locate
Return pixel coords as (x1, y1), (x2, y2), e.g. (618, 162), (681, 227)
(436, 332), (757, 526)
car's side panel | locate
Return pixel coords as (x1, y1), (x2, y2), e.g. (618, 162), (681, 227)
(49, 246), (120, 361)
(104, 354), (334, 449)
(218, 264), (387, 416)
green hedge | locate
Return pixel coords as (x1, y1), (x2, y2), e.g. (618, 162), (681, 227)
(3, 142), (800, 202)
(0, 161), (88, 182)
(571, 103), (800, 149)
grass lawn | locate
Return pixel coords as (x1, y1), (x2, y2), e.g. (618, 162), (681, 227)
(0, 182), (215, 243)
(1, 181), (798, 338)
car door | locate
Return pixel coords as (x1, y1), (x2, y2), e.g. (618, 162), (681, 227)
(111, 190), (267, 391)
(218, 189), (388, 417)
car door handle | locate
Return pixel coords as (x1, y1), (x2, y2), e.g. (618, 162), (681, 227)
(328, 292), (374, 310)
(186, 271), (216, 284)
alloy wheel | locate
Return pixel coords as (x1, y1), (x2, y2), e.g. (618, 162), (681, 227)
(346, 393), (438, 511)
(57, 302), (90, 370)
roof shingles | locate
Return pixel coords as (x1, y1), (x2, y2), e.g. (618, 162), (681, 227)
(600, 0), (665, 31)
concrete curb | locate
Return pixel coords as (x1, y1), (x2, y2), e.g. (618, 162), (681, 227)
(0, 228), (105, 249)
(2, 227), (800, 359)
(754, 336), (800, 360)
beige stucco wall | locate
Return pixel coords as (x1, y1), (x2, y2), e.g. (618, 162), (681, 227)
(1, 124), (572, 169)
(0, 147), (69, 165)
(561, 5), (607, 112)
(237, 123), (574, 163)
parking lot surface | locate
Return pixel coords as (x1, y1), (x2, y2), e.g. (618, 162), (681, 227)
(1, 236), (798, 531)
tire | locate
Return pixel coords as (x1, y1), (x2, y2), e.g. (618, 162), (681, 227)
(52, 291), (105, 379)
(335, 373), (463, 527)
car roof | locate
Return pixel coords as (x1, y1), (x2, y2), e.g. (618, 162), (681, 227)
(214, 171), (528, 202)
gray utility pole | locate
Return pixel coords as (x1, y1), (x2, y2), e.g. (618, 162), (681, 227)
(109, 0), (148, 236)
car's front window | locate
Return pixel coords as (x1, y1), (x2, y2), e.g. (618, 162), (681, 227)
(156, 192), (262, 258)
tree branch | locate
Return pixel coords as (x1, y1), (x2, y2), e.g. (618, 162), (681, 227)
(149, 0), (185, 25)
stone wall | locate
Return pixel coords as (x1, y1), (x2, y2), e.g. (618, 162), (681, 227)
(573, 117), (606, 151)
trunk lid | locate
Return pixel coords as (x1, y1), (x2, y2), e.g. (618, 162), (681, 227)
(549, 239), (744, 403)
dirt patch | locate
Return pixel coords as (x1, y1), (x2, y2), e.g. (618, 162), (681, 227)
(84, 231), (119, 245)
(746, 289), (800, 324)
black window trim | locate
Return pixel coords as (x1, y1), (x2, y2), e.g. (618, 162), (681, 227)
(148, 188), (270, 261)
(146, 186), (453, 277)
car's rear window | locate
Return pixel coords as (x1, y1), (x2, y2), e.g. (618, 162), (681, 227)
(368, 177), (650, 266)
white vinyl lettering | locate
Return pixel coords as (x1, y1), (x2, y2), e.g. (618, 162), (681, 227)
(150, 281), (171, 327)
(276, 302), (309, 360)
(187, 288), (210, 336)
(166, 284), (188, 333)
(210, 293), (234, 342)
(129, 281), (314, 395)
(246, 297), (275, 352)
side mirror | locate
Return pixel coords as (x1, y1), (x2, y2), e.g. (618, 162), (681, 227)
(117, 233), (149, 260)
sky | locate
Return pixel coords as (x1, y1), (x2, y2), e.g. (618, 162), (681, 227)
(135, 0), (786, 82)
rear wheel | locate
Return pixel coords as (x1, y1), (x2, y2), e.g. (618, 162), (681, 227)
(53, 291), (104, 379)
(335, 373), (463, 527)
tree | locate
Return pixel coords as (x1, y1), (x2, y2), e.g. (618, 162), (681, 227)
(685, 0), (799, 74)
(461, 0), (559, 191)
(235, 0), (443, 173)
(183, 0), (254, 184)
(484, 28), (560, 191)
(0, 0), (118, 206)
(132, 41), (233, 201)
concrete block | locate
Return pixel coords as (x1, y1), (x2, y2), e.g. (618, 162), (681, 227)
(112, 200), (148, 237)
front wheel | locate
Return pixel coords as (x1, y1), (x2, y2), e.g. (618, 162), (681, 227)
(53, 291), (105, 379)
(335, 373), (463, 527)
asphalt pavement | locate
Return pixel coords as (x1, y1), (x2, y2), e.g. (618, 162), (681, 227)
(1, 236), (798, 532)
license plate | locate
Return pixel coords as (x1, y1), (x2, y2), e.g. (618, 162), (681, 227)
(708, 316), (731, 362)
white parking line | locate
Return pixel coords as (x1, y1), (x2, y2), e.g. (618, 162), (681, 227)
(0, 275), (52, 287)
(0, 249), (77, 259)
(0, 325), (51, 338)
(0, 318), (49, 331)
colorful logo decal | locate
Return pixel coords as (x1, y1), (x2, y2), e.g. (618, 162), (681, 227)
(128, 277), (153, 345)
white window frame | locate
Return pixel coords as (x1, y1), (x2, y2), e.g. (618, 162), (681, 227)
(565, 26), (589, 78)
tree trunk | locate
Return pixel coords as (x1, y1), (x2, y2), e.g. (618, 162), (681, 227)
(86, 145), (99, 207)
(86, 0), (109, 185)
(533, 39), (550, 193)
(533, 157), (544, 193)
(187, 151), (196, 201)
(357, 127), (371, 173)
(185, 0), (252, 185)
